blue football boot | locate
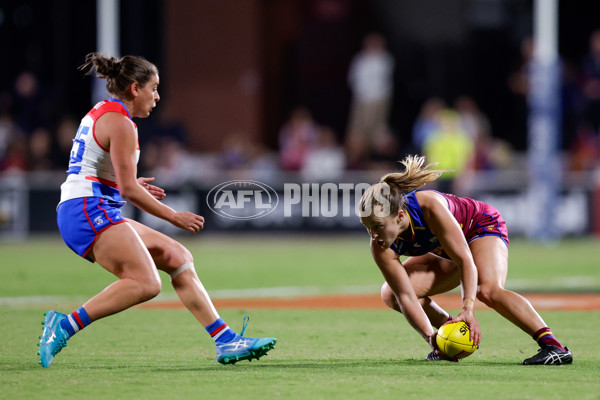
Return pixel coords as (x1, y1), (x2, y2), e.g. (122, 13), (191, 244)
(216, 314), (276, 365)
(38, 310), (69, 368)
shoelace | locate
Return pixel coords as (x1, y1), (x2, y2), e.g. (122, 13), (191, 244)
(240, 313), (249, 336)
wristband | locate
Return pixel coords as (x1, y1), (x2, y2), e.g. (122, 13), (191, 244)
(462, 298), (475, 309)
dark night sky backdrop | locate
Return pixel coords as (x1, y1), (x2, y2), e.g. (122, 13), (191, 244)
(1, 0), (599, 152)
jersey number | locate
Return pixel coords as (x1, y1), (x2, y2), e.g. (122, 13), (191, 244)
(67, 125), (90, 175)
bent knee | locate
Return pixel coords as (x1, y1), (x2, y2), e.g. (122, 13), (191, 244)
(381, 283), (401, 311)
(476, 284), (504, 306)
(154, 240), (194, 269)
(137, 276), (162, 301)
(172, 241), (193, 263)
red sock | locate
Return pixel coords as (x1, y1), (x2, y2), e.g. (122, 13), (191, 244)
(533, 327), (565, 351)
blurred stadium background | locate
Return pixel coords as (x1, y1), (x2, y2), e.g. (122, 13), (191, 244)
(1, 0), (600, 241)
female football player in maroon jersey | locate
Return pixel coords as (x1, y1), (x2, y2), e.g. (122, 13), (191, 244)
(359, 155), (572, 365)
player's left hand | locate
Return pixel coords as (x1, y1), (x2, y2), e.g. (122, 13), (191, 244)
(455, 308), (481, 346)
(138, 177), (166, 200)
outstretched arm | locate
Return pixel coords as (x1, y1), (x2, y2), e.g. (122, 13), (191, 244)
(98, 113), (204, 234)
(417, 191), (481, 346)
(370, 239), (436, 347)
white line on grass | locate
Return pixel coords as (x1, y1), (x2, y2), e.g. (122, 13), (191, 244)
(1, 276), (598, 307)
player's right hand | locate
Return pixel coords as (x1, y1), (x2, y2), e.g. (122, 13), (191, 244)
(172, 211), (205, 233)
(454, 308), (481, 346)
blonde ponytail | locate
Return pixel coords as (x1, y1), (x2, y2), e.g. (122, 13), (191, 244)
(359, 155), (444, 217)
(381, 155), (443, 193)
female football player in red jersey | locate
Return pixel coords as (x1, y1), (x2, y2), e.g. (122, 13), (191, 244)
(38, 53), (275, 368)
(359, 155), (572, 365)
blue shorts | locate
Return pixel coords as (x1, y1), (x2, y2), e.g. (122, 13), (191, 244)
(57, 197), (127, 262)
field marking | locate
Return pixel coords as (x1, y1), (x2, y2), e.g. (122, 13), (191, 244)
(144, 293), (600, 311)
(0, 285), (382, 306)
(1, 277), (600, 309)
(199, 284), (383, 299)
(506, 276), (600, 291)
(0, 295), (78, 306)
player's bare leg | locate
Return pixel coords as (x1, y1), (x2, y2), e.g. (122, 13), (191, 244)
(469, 236), (545, 335)
(128, 219), (277, 364)
(85, 222), (162, 320)
(127, 219), (219, 325)
(39, 222), (161, 368)
(470, 236), (572, 365)
(381, 254), (460, 328)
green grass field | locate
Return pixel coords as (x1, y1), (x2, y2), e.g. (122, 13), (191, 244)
(1, 235), (599, 399)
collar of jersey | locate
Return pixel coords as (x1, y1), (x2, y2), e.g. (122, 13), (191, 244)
(108, 97), (132, 119)
(394, 212), (416, 246)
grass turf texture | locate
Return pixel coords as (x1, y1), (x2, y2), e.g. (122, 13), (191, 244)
(2, 235), (600, 298)
(1, 309), (598, 400)
(1, 235), (599, 399)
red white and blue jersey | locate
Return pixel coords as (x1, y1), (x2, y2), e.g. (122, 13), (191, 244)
(390, 190), (509, 260)
(59, 98), (139, 205)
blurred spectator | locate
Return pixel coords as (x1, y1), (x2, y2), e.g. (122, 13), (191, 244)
(0, 136), (28, 174)
(345, 32), (395, 165)
(301, 126), (346, 181)
(0, 93), (21, 162)
(369, 127), (400, 169)
(344, 134), (368, 170)
(581, 29), (600, 130)
(0, 92), (27, 175)
(219, 131), (279, 181)
(485, 138), (513, 171)
(144, 137), (195, 185)
(27, 127), (53, 171)
(278, 106), (320, 171)
(54, 116), (79, 169)
(569, 123), (599, 171)
(243, 143), (279, 182)
(454, 96), (491, 142)
(12, 71), (45, 134)
(453, 95), (508, 171)
(506, 36), (534, 151)
(139, 140), (160, 175)
(220, 132), (255, 170)
(574, 29), (600, 159)
(561, 61), (588, 150)
(507, 37), (534, 97)
(507, 35), (584, 151)
(411, 97), (446, 152)
(423, 109), (475, 193)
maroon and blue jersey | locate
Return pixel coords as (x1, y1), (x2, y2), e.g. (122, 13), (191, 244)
(390, 190), (509, 260)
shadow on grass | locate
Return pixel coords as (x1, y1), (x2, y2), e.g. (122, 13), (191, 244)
(67, 357), (524, 372)
(1, 356), (528, 373)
